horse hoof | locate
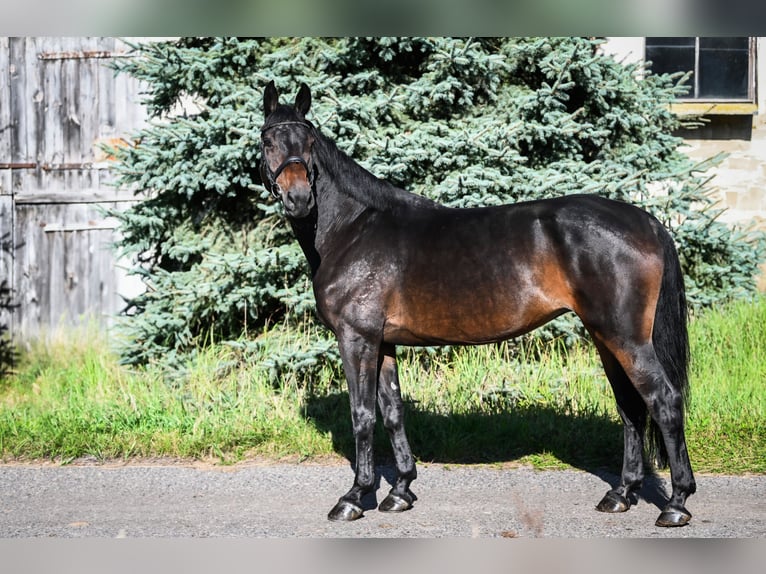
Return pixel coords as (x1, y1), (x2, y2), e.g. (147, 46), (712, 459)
(655, 507), (691, 527)
(596, 491), (631, 513)
(378, 493), (413, 513)
(327, 499), (364, 522)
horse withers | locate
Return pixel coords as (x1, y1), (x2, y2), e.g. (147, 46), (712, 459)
(258, 81), (696, 528)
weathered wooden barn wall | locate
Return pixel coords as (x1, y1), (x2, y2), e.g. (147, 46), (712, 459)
(0, 37), (147, 339)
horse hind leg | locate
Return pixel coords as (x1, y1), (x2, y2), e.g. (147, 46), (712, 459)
(594, 341), (647, 514)
(376, 344), (418, 513)
(602, 339), (696, 527)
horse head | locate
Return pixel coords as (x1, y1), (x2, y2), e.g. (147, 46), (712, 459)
(260, 81), (316, 218)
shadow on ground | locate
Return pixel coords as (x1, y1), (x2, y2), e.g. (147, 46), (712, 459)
(304, 391), (670, 511)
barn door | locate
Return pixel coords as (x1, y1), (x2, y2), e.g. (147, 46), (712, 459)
(0, 37), (146, 339)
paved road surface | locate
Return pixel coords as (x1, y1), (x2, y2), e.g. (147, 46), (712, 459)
(1, 461), (764, 538)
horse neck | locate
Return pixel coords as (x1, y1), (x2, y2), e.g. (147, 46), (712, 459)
(292, 134), (434, 268)
(285, 167), (368, 277)
(314, 173), (368, 249)
(305, 143), (373, 237)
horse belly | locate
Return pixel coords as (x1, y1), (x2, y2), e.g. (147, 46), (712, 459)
(383, 280), (569, 346)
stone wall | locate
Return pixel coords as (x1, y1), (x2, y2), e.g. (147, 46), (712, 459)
(683, 130), (766, 290)
(682, 133), (766, 228)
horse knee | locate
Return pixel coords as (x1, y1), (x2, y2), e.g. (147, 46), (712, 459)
(380, 403), (404, 432)
(351, 410), (376, 438)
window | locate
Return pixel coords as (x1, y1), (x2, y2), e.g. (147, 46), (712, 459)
(645, 37), (754, 101)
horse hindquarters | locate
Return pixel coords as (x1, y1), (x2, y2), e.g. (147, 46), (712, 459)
(585, 224), (695, 526)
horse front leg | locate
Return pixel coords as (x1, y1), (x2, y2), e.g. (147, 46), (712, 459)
(327, 330), (380, 522)
(376, 344), (417, 513)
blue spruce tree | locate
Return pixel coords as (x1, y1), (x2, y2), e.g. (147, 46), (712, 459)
(109, 37), (765, 371)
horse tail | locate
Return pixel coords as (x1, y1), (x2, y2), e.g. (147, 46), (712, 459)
(647, 225), (690, 468)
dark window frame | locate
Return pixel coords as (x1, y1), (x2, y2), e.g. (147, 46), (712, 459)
(645, 37), (756, 103)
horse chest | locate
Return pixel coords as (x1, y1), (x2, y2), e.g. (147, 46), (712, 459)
(311, 259), (392, 331)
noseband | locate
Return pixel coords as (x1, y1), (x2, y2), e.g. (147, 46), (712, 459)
(260, 121), (316, 198)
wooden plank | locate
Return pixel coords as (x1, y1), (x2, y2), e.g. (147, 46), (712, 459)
(670, 102), (759, 116)
(0, 195), (11, 238)
(0, 196), (13, 339)
(40, 37), (71, 196)
(114, 39), (148, 134)
(79, 40), (98, 190)
(96, 38), (119, 192)
(37, 50), (126, 61)
(0, 162), (111, 170)
(98, 41), (117, 136)
(0, 37), (11, 197)
(14, 188), (139, 205)
(9, 38), (30, 197)
(0, 195), (12, 280)
(45, 204), (65, 328)
(27, 37), (47, 193)
(43, 218), (120, 233)
(13, 202), (41, 335)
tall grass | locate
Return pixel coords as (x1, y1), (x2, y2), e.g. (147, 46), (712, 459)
(390, 342), (619, 468)
(0, 298), (764, 473)
(686, 297), (766, 473)
(0, 332), (333, 462)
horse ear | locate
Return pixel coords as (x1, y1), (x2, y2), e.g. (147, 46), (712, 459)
(264, 80), (279, 118)
(295, 83), (311, 116)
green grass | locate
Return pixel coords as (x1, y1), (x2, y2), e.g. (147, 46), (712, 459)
(686, 297), (766, 473)
(0, 297), (764, 474)
(0, 336), (333, 463)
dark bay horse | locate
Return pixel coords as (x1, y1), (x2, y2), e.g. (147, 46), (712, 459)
(259, 81), (696, 527)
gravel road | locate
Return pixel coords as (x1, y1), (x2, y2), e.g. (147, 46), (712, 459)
(1, 461), (764, 538)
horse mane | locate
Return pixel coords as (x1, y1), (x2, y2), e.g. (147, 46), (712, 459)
(311, 125), (442, 213)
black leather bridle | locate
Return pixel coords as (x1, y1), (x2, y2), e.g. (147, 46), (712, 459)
(260, 121), (316, 198)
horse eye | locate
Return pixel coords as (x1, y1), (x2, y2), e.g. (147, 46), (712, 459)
(262, 138), (273, 149)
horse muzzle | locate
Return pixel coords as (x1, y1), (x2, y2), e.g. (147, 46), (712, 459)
(263, 156), (316, 218)
(282, 183), (315, 218)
